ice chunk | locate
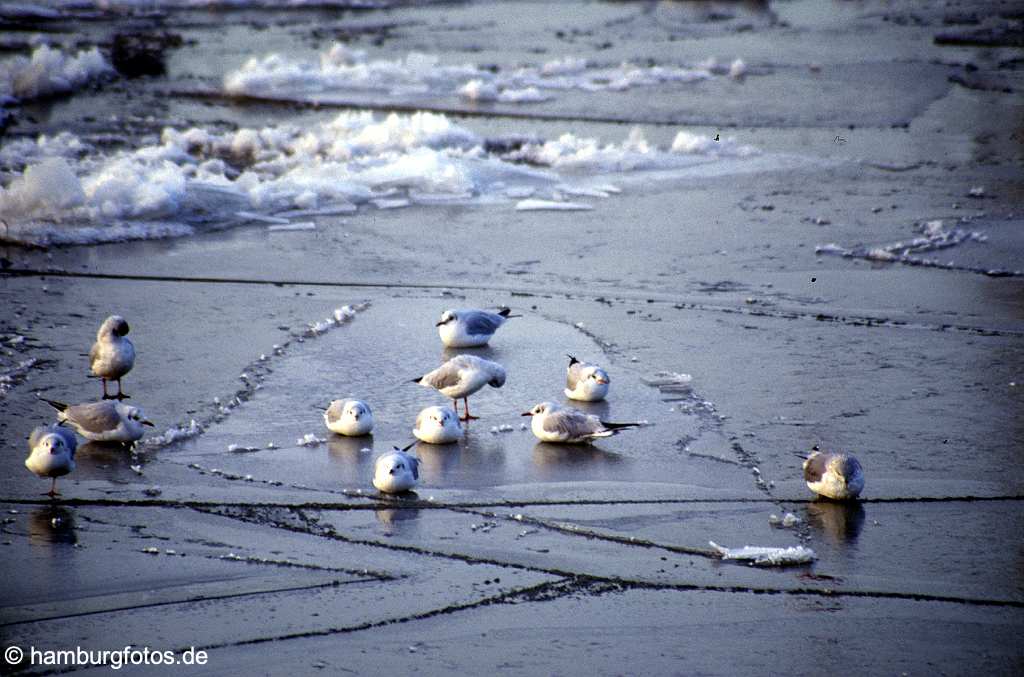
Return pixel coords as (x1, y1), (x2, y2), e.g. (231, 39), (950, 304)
(515, 199), (593, 212)
(0, 45), (114, 103)
(709, 541), (816, 566)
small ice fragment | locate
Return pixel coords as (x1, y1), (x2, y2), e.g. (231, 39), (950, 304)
(129, 464), (143, 475)
(267, 221), (316, 232)
(768, 514), (781, 525)
(515, 199), (593, 212)
(142, 547), (160, 555)
(236, 211), (291, 225)
(296, 433), (326, 447)
(372, 198), (410, 210)
(143, 486), (162, 497)
(967, 186), (985, 198)
(709, 541), (816, 566)
(782, 513), (801, 527)
(728, 58), (747, 79)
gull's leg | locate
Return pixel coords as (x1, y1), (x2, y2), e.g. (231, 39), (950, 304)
(46, 477), (60, 498)
(116, 379), (130, 400)
(462, 397), (479, 420)
(101, 378), (111, 400)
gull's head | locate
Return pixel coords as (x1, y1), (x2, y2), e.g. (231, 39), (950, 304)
(585, 366), (610, 385)
(487, 362), (507, 388)
(522, 401), (558, 417)
(100, 315), (130, 338)
(119, 403), (154, 427)
(831, 453), (861, 482)
(436, 310), (457, 327)
(345, 400), (369, 420)
(42, 433), (67, 455)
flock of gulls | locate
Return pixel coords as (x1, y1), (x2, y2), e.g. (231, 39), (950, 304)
(24, 307), (864, 502)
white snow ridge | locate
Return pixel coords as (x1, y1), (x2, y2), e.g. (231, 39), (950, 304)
(0, 110), (764, 247)
(224, 43), (747, 107)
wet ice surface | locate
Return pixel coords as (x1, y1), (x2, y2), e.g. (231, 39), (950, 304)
(185, 296), (744, 494)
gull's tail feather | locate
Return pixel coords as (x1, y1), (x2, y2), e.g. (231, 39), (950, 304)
(39, 396), (68, 412)
(600, 421), (641, 431)
(498, 307), (522, 318)
(567, 354), (579, 366)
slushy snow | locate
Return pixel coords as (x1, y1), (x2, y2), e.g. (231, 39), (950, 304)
(0, 110), (762, 246)
(0, 45), (113, 104)
(710, 541), (816, 566)
(224, 43), (747, 107)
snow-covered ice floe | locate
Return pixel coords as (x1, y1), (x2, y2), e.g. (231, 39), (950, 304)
(224, 44), (751, 107)
(709, 541), (817, 566)
(0, 45), (114, 108)
(0, 108), (769, 246)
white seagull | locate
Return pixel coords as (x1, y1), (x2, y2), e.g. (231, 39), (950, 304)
(414, 354), (506, 420)
(42, 398), (153, 443)
(521, 401), (639, 444)
(803, 447), (864, 500)
(89, 315), (136, 400)
(436, 307), (518, 348)
(25, 425), (78, 497)
(323, 399), (374, 436)
(413, 405), (463, 444)
(373, 445), (420, 494)
(564, 354), (610, 402)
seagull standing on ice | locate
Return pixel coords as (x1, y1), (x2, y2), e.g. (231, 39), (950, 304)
(413, 405), (463, 444)
(89, 315), (135, 400)
(436, 307), (518, 348)
(323, 399), (374, 436)
(25, 425), (77, 497)
(42, 398), (153, 443)
(564, 354), (610, 402)
(414, 354), (506, 421)
(373, 446), (420, 494)
(803, 447), (864, 500)
(522, 401), (639, 444)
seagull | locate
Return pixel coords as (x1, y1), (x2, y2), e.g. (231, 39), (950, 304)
(89, 315), (135, 400)
(323, 399), (374, 436)
(413, 405), (463, 444)
(803, 447), (864, 500)
(436, 307), (518, 348)
(521, 401), (639, 443)
(414, 354), (506, 421)
(564, 354), (610, 402)
(25, 425), (77, 497)
(42, 398), (153, 443)
(373, 444), (419, 494)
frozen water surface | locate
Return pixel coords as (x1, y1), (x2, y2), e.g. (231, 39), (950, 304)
(0, 0), (1022, 673)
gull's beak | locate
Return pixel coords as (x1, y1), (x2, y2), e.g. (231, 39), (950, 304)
(596, 377), (609, 384)
(389, 468), (396, 475)
(142, 420), (155, 427)
(435, 320), (446, 327)
(520, 411), (532, 417)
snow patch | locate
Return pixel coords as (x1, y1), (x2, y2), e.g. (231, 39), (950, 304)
(710, 541), (816, 566)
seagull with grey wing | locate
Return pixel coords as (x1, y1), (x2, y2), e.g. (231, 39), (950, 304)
(436, 307), (519, 348)
(564, 354), (610, 402)
(373, 443), (420, 494)
(413, 354), (506, 421)
(26, 424), (78, 497)
(522, 401), (640, 443)
(803, 445), (864, 500)
(89, 315), (135, 400)
(42, 398), (153, 443)
(323, 399), (374, 436)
